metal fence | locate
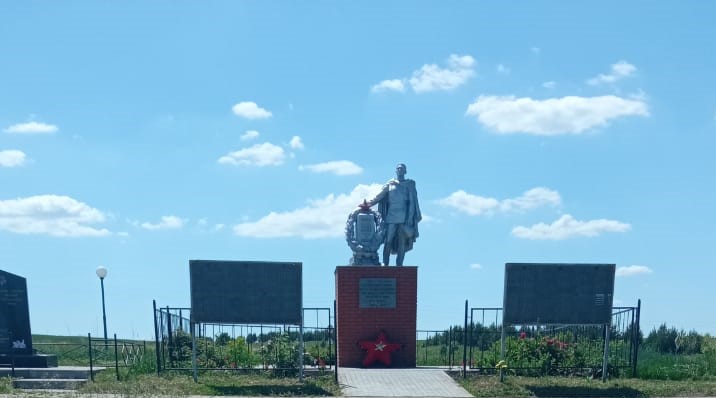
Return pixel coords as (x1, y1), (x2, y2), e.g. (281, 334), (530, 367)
(32, 333), (146, 381)
(153, 301), (335, 374)
(415, 301), (641, 376)
(465, 302), (641, 376)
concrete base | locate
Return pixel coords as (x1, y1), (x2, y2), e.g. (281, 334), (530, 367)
(0, 353), (57, 368)
(0, 366), (103, 390)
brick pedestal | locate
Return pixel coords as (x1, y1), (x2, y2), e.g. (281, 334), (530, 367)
(335, 266), (417, 368)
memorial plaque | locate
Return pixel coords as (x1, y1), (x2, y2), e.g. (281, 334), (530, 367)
(503, 263), (615, 325)
(355, 213), (376, 242)
(0, 270), (33, 355)
(190, 260), (302, 325)
(359, 278), (396, 308)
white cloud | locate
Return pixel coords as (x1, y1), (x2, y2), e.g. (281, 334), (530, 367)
(587, 61), (637, 86)
(218, 142), (286, 167)
(542, 81), (556, 89)
(290, 136), (304, 150)
(616, 265), (653, 277)
(299, 160), (363, 176)
(466, 95), (649, 135)
(234, 183), (383, 238)
(371, 79), (405, 93)
(3, 121), (58, 134)
(438, 187), (561, 216)
(0, 195), (110, 237)
(231, 101), (272, 119)
(496, 64), (510, 75)
(511, 214), (631, 240)
(0, 150), (26, 167)
(140, 215), (184, 230)
(531, 47), (541, 55)
(240, 130), (260, 141)
(470, 263), (483, 270)
(409, 54), (475, 93)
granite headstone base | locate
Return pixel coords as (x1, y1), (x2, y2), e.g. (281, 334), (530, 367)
(0, 353), (58, 368)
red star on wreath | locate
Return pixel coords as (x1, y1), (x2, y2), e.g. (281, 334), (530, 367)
(358, 331), (402, 367)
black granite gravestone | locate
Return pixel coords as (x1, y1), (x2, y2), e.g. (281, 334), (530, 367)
(0, 269), (57, 367)
(0, 270), (33, 356)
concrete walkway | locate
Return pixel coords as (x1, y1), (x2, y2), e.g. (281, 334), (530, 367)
(338, 367), (472, 397)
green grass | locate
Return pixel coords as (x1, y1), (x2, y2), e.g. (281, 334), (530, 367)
(79, 371), (340, 396)
(458, 374), (716, 398)
(638, 350), (716, 381)
(0, 376), (12, 394)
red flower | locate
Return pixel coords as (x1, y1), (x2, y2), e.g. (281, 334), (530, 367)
(519, 332), (527, 340)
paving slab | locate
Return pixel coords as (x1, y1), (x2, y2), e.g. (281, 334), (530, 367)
(338, 367), (472, 397)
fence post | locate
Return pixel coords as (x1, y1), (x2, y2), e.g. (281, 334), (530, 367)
(88, 333), (94, 382)
(334, 299), (338, 383)
(114, 334), (120, 381)
(191, 322), (198, 383)
(462, 300), (467, 378)
(166, 306), (173, 365)
(153, 300), (161, 375)
(633, 299), (641, 377)
(602, 324), (611, 382)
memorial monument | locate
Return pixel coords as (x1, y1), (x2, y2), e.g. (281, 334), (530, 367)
(335, 163), (420, 367)
(0, 269), (57, 367)
(366, 163), (421, 266)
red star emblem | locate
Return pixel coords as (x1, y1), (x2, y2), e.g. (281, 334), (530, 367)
(358, 331), (401, 367)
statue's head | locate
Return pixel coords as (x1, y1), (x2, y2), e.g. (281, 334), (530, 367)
(396, 163), (407, 177)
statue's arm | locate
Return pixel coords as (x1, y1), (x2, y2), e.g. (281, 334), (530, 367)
(367, 183), (389, 206)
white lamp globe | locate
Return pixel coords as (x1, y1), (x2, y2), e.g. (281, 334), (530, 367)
(96, 266), (108, 279)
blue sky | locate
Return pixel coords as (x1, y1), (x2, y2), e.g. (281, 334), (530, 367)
(1, 2), (715, 339)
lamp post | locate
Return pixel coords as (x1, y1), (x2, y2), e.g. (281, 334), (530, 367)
(96, 266), (108, 341)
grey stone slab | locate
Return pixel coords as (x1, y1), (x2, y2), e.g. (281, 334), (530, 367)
(0, 269), (32, 355)
(504, 263), (615, 325)
(189, 260), (302, 325)
(338, 367), (473, 397)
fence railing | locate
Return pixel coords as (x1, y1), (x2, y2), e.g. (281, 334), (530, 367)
(414, 302), (641, 376)
(154, 303), (335, 374)
(32, 334), (146, 381)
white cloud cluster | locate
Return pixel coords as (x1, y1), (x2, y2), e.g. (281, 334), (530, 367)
(466, 95), (649, 135)
(470, 263), (483, 270)
(410, 54), (475, 93)
(0, 150), (26, 167)
(438, 187), (561, 216)
(289, 136), (304, 150)
(0, 195), (110, 237)
(299, 160), (363, 176)
(234, 184), (382, 238)
(587, 61), (637, 86)
(542, 81), (556, 89)
(511, 214), (630, 240)
(140, 215), (184, 230)
(240, 130), (260, 141)
(371, 79), (405, 93)
(232, 101), (272, 119)
(616, 265), (653, 277)
(218, 142), (286, 167)
(3, 121), (58, 134)
(371, 54), (475, 94)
